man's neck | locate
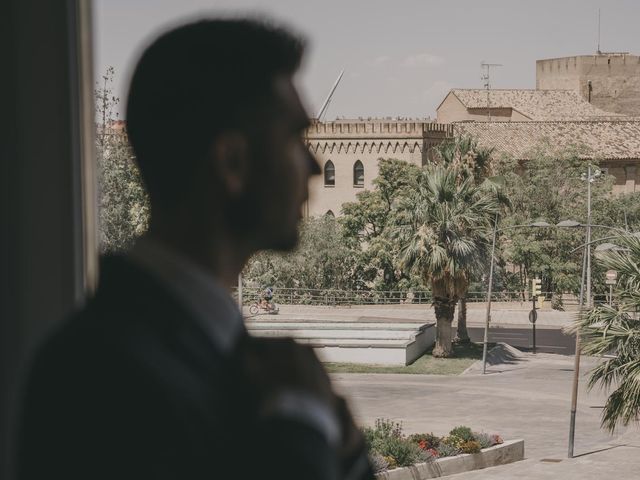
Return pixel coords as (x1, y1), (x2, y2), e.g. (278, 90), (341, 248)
(146, 220), (250, 291)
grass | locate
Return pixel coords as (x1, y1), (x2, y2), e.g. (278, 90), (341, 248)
(325, 341), (490, 375)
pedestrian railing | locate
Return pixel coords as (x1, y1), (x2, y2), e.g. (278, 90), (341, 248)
(232, 287), (605, 307)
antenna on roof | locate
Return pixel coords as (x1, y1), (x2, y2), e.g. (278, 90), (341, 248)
(597, 9), (602, 54)
(316, 70), (345, 121)
(481, 62), (502, 122)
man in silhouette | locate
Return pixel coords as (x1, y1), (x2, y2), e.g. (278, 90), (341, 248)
(18, 19), (372, 480)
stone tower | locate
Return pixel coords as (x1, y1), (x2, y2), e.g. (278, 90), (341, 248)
(536, 53), (640, 116)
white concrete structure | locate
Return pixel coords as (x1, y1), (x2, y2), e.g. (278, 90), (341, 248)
(245, 317), (435, 365)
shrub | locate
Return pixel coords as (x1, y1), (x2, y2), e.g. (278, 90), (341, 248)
(449, 425), (475, 442)
(362, 426), (377, 449)
(369, 452), (389, 473)
(364, 419), (407, 456)
(436, 441), (462, 458)
(383, 455), (397, 470)
(362, 419), (503, 468)
(474, 432), (494, 449)
(459, 440), (482, 454)
(374, 418), (403, 439)
(378, 436), (426, 467)
(408, 432), (441, 450)
(442, 435), (464, 450)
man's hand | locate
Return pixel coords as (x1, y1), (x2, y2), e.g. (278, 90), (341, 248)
(236, 336), (373, 479)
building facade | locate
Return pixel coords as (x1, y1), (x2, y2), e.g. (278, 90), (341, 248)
(454, 120), (640, 194)
(536, 53), (640, 116)
(305, 119), (451, 216)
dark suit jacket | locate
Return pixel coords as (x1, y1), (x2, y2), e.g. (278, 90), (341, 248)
(18, 256), (371, 480)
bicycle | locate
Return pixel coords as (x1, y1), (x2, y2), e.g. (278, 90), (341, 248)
(249, 299), (279, 315)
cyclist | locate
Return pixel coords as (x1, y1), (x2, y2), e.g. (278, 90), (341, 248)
(260, 287), (274, 311)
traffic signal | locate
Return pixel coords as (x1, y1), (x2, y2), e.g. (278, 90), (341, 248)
(531, 278), (542, 297)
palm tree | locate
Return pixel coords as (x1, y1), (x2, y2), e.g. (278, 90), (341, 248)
(573, 234), (640, 432)
(390, 164), (498, 357)
(432, 136), (502, 343)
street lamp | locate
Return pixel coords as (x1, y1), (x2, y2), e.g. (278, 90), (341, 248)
(482, 217), (592, 373)
(568, 164), (601, 458)
(482, 218), (557, 374)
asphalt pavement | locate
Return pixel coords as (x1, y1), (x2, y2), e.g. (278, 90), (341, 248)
(468, 326), (576, 355)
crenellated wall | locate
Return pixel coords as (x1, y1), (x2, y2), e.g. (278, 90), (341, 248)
(304, 120), (451, 217)
(536, 53), (640, 116)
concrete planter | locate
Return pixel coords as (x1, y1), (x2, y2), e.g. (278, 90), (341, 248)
(375, 439), (524, 479)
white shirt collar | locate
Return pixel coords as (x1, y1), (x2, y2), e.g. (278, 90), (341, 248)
(128, 236), (244, 354)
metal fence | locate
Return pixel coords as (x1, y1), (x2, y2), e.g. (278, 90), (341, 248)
(232, 287), (608, 307)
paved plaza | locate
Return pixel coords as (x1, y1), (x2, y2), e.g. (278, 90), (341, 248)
(332, 353), (640, 479)
(249, 303), (575, 328)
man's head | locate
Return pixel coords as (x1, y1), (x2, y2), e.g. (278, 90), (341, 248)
(126, 19), (320, 253)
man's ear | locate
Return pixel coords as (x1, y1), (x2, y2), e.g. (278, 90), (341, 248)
(209, 132), (250, 196)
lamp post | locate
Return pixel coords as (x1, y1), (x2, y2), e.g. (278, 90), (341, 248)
(481, 212), (627, 376)
(482, 215), (499, 375)
(482, 219), (552, 374)
(568, 164), (602, 458)
(481, 218), (600, 374)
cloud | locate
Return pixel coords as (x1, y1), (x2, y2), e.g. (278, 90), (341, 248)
(370, 55), (391, 67)
(402, 53), (444, 68)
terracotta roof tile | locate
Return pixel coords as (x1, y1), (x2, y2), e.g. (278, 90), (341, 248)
(453, 121), (640, 160)
(450, 89), (625, 121)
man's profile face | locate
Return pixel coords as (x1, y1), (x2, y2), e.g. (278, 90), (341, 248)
(247, 76), (320, 252)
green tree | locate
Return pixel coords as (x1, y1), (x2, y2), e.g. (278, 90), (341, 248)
(96, 67), (149, 253)
(341, 158), (423, 294)
(390, 164), (499, 357)
(572, 234), (640, 432)
(244, 215), (360, 294)
(495, 145), (614, 303)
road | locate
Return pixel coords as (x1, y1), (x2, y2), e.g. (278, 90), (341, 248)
(468, 326), (576, 355)
(332, 353), (640, 479)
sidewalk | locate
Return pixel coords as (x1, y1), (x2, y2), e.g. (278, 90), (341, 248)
(331, 353), (640, 479)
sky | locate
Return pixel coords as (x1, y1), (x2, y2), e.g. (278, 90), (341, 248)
(94, 0), (640, 120)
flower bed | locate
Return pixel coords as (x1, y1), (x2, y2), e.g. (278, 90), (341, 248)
(364, 419), (505, 474)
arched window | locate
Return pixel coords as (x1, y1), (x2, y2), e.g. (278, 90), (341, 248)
(324, 160), (335, 187)
(325, 210), (335, 218)
(353, 160), (364, 187)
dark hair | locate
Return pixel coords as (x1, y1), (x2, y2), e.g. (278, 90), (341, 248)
(126, 19), (305, 208)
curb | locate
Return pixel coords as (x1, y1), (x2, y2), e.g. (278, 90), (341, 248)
(375, 439), (524, 479)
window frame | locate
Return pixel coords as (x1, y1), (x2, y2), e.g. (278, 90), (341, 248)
(324, 160), (335, 187)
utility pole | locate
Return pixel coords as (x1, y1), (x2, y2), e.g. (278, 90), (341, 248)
(481, 62), (502, 122)
(586, 164), (592, 310)
(597, 9), (602, 54)
(482, 214), (499, 374)
(568, 164), (600, 458)
(530, 278), (542, 354)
